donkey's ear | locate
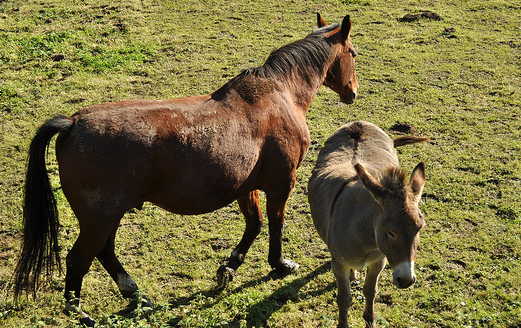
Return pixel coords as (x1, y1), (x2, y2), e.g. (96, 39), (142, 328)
(317, 13), (327, 28)
(340, 15), (352, 40)
(409, 162), (426, 198)
(355, 163), (387, 206)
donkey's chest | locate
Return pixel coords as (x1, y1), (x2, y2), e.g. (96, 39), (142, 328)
(328, 238), (384, 270)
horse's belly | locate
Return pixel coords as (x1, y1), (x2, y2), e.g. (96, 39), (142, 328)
(148, 180), (248, 215)
(145, 154), (259, 215)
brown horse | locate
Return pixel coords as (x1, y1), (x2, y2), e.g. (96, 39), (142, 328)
(308, 121), (428, 328)
(13, 14), (358, 326)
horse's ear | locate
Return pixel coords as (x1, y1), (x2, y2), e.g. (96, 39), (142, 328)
(340, 15), (352, 40)
(317, 13), (327, 28)
(409, 162), (426, 199)
(355, 163), (387, 206)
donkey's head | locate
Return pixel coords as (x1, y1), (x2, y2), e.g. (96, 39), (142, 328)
(355, 162), (426, 288)
(317, 13), (358, 104)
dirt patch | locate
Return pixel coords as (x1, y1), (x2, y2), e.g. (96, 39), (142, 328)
(399, 11), (441, 22)
(209, 237), (231, 251)
(0, 230), (20, 260)
(389, 122), (417, 134)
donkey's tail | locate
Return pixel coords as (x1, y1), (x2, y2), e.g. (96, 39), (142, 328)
(13, 115), (73, 299)
(393, 136), (430, 148)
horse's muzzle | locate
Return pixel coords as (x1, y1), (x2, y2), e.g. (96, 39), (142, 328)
(340, 90), (357, 104)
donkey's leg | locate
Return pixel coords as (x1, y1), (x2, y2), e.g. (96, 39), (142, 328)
(64, 230), (112, 327)
(217, 190), (264, 288)
(362, 257), (387, 328)
(332, 257), (352, 328)
(265, 176), (298, 274)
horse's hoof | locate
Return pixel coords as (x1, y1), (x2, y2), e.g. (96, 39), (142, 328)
(129, 295), (154, 310)
(276, 259), (300, 275)
(216, 265), (235, 288)
(65, 301), (96, 327)
(79, 314), (96, 327)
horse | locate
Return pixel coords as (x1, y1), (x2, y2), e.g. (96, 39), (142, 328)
(308, 121), (428, 328)
(13, 13), (358, 326)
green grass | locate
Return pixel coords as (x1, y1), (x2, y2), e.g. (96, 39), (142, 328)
(1, 0), (520, 327)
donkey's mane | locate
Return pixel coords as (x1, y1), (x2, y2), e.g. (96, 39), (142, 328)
(380, 167), (408, 195)
(242, 24), (340, 83)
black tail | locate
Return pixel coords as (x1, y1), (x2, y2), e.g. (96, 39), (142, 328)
(393, 136), (430, 148)
(13, 115), (73, 299)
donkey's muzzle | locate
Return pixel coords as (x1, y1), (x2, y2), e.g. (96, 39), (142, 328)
(392, 261), (416, 289)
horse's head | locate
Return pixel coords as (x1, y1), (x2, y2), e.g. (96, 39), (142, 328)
(318, 13), (359, 104)
(355, 162), (426, 289)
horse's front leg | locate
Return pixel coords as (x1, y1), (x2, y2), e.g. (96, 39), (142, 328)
(217, 190), (264, 288)
(265, 176), (299, 274)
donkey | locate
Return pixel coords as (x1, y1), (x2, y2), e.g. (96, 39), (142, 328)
(308, 121), (428, 328)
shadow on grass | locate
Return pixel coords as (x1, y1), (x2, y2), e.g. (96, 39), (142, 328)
(166, 261), (334, 327)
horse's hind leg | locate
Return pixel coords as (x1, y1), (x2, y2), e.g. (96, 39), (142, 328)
(217, 190), (264, 288)
(64, 229), (113, 327)
(96, 225), (142, 301)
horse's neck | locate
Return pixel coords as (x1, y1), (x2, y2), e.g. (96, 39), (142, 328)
(282, 71), (327, 111)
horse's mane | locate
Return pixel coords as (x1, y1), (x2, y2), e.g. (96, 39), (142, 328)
(212, 24), (339, 101)
(243, 24), (339, 83)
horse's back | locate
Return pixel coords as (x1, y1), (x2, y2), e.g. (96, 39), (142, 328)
(56, 97), (257, 214)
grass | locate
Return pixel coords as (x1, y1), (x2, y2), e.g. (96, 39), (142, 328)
(1, 0), (520, 327)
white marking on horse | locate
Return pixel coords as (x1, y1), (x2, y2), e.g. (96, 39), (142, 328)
(116, 273), (138, 295)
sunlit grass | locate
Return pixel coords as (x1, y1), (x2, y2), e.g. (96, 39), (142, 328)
(1, 0), (520, 327)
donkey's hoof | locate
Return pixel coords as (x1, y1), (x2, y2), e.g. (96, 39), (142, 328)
(216, 265), (235, 288)
(276, 259), (300, 275)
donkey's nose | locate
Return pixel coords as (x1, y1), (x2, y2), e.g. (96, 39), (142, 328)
(394, 274), (416, 289)
(392, 261), (416, 289)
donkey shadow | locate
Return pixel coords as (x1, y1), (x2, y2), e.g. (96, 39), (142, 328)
(165, 261), (334, 327)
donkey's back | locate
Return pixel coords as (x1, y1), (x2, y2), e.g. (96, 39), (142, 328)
(308, 121), (398, 243)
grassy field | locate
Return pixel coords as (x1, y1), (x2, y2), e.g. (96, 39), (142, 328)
(1, 0), (520, 327)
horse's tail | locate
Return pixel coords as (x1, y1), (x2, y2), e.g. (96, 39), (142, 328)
(393, 136), (430, 148)
(13, 115), (73, 299)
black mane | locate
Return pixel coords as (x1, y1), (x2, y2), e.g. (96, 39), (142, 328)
(212, 24), (340, 101)
(243, 24), (340, 83)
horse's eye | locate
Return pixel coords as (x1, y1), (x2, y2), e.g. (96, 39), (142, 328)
(386, 230), (396, 239)
(350, 49), (357, 58)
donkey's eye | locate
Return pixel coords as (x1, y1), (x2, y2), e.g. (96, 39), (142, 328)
(386, 230), (396, 239)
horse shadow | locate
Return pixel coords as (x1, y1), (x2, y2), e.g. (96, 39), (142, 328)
(165, 261), (334, 327)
